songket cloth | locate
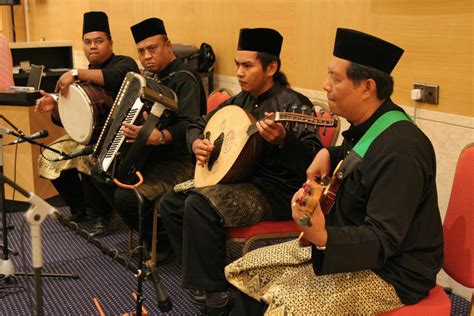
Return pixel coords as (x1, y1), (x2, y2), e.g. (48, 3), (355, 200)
(138, 156), (194, 201)
(225, 239), (404, 315)
(193, 183), (271, 227)
(38, 135), (94, 180)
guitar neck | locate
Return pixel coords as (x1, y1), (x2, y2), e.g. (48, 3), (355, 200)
(246, 111), (337, 136)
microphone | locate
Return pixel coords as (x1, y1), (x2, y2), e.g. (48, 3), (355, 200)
(148, 266), (172, 312)
(53, 146), (94, 161)
(0, 126), (12, 134)
(8, 129), (49, 145)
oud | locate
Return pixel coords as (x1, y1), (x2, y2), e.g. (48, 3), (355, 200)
(194, 105), (337, 188)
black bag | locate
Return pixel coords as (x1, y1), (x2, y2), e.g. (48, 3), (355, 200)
(198, 42), (215, 73)
(172, 44), (200, 71)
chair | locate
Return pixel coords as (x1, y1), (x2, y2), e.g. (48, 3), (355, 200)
(226, 109), (339, 255)
(381, 143), (474, 315)
(207, 87), (233, 113)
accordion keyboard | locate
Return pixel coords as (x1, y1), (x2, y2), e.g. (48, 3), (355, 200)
(101, 97), (144, 172)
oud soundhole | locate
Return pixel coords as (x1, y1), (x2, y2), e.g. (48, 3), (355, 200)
(208, 132), (224, 171)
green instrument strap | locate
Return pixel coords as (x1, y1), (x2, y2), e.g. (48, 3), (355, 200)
(352, 111), (411, 158)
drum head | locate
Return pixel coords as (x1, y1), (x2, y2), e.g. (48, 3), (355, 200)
(58, 84), (94, 144)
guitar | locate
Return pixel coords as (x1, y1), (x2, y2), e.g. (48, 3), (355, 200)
(294, 161), (344, 246)
(194, 105), (338, 188)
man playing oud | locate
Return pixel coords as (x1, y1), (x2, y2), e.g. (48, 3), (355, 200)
(159, 28), (322, 314)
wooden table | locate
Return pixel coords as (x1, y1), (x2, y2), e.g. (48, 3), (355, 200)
(1, 104), (66, 201)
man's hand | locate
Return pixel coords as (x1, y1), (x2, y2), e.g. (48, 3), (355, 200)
(256, 112), (286, 145)
(55, 70), (75, 96)
(307, 148), (331, 181)
(123, 112), (166, 145)
(34, 90), (57, 113)
(122, 121), (142, 143)
(192, 138), (214, 166)
(291, 185), (328, 247)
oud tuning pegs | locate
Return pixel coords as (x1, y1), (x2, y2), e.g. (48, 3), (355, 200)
(300, 105), (309, 114)
(290, 104), (298, 113)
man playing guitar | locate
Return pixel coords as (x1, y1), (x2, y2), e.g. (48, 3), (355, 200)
(226, 28), (443, 315)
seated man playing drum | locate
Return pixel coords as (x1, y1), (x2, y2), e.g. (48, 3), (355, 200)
(34, 11), (139, 236)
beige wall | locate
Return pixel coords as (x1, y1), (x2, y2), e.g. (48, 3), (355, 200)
(4, 0), (474, 117)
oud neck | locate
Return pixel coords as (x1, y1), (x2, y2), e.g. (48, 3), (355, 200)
(246, 111), (335, 136)
(246, 113), (277, 136)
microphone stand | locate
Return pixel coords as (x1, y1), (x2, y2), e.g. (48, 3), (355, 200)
(0, 127), (69, 157)
(112, 173), (172, 315)
(0, 118), (64, 280)
(0, 119), (78, 292)
(0, 172), (62, 316)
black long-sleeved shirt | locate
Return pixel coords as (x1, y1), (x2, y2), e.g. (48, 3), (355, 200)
(147, 58), (207, 157)
(96, 54), (139, 99)
(187, 82), (322, 219)
(313, 99), (444, 305)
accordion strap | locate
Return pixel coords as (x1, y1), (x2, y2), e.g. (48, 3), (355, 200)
(114, 113), (160, 181)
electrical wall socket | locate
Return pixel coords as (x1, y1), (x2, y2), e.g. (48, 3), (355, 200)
(413, 83), (439, 104)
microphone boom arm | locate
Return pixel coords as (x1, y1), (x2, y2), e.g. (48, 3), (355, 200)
(0, 126), (69, 157)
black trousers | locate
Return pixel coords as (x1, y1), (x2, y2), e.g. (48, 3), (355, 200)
(52, 169), (111, 218)
(159, 190), (228, 292)
(232, 291), (267, 315)
(114, 188), (171, 252)
(51, 169), (84, 214)
(90, 177), (171, 252)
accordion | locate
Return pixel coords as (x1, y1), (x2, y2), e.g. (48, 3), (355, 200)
(93, 72), (177, 184)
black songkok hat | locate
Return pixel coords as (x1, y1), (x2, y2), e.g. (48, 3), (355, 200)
(131, 18), (167, 44)
(237, 28), (283, 57)
(82, 11), (110, 36)
(333, 28), (404, 74)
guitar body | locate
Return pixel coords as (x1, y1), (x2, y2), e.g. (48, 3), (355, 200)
(194, 105), (263, 188)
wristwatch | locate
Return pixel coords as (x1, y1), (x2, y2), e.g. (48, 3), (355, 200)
(71, 68), (79, 80)
(158, 129), (166, 145)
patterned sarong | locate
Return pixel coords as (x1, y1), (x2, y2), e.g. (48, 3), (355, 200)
(225, 240), (403, 315)
(38, 135), (94, 180)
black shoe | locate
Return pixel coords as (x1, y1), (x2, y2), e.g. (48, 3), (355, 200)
(88, 218), (111, 238)
(93, 217), (105, 230)
(68, 211), (90, 223)
(190, 289), (206, 306)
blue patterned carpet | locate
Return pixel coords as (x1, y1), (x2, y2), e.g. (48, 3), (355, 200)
(0, 207), (201, 315)
(0, 206), (471, 315)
